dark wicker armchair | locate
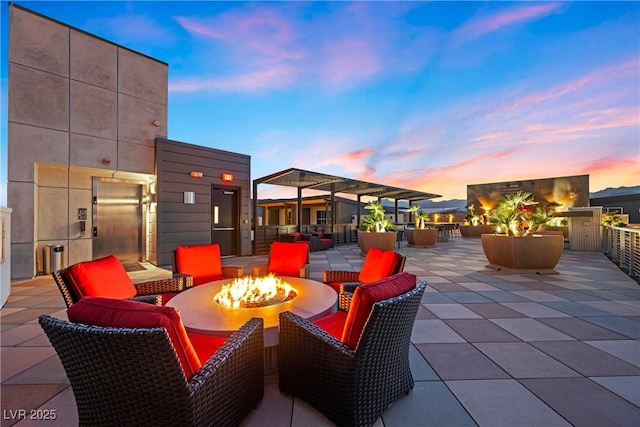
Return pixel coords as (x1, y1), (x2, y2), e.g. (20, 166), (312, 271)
(52, 255), (188, 308)
(279, 274), (427, 427)
(39, 314), (264, 426)
(322, 247), (406, 294)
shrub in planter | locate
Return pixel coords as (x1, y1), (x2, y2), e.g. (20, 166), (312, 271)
(358, 201), (397, 254)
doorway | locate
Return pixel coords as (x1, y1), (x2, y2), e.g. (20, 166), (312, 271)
(92, 178), (144, 261)
(211, 187), (239, 256)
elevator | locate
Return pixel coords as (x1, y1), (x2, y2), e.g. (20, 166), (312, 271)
(92, 178), (146, 262)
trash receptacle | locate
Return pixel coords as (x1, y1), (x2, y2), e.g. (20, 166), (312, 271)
(51, 244), (64, 272)
(43, 244), (65, 275)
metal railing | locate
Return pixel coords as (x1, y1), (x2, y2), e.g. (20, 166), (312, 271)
(602, 226), (640, 280)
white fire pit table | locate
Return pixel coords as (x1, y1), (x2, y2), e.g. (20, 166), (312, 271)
(167, 276), (338, 369)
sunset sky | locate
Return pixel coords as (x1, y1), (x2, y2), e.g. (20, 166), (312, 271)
(1, 1), (638, 202)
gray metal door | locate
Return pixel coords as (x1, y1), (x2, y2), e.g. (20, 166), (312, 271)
(211, 187), (239, 256)
(93, 179), (143, 261)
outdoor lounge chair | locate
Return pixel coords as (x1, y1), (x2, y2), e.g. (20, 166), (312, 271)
(172, 243), (244, 288)
(322, 246), (406, 293)
(39, 297), (264, 426)
(310, 231), (335, 250)
(278, 272), (427, 427)
(279, 232), (320, 252)
(52, 254), (187, 308)
(253, 241), (310, 278)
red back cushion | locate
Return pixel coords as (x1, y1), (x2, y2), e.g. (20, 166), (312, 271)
(64, 255), (136, 300)
(291, 232), (301, 241)
(268, 242), (308, 276)
(175, 244), (222, 281)
(358, 247), (402, 282)
(67, 297), (202, 380)
(341, 272), (417, 349)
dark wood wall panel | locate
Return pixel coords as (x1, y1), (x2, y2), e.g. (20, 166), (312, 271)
(155, 138), (251, 266)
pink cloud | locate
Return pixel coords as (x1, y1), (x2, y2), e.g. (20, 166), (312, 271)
(320, 37), (380, 85)
(454, 2), (564, 44)
(169, 64), (297, 92)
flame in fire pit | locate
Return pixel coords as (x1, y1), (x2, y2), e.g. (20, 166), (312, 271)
(214, 274), (298, 308)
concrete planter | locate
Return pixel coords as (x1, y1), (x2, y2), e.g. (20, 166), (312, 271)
(405, 228), (438, 247)
(459, 224), (493, 238)
(481, 234), (564, 273)
(357, 230), (398, 255)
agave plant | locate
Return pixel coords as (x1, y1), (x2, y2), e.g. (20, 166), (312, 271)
(487, 191), (556, 237)
(407, 203), (431, 229)
(361, 200), (395, 232)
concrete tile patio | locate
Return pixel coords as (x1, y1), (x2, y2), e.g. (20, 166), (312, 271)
(2, 238), (639, 426)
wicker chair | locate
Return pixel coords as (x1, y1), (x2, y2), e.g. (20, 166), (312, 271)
(52, 255), (188, 308)
(322, 247), (406, 294)
(253, 241), (310, 278)
(279, 274), (427, 427)
(39, 314), (264, 426)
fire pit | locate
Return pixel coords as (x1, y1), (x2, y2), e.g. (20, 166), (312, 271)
(214, 274), (298, 308)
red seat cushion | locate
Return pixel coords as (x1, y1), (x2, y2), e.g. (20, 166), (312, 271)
(313, 310), (348, 340)
(290, 232), (301, 241)
(268, 242), (308, 276)
(67, 297), (202, 380)
(357, 247), (402, 283)
(341, 272), (417, 349)
(64, 255), (137, 300)
(175, 245), (222, 284)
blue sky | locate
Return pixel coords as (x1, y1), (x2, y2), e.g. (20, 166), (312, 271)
(1, 1), (639, 202)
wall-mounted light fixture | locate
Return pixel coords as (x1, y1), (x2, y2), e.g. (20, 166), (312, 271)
(102, 158), (111, 166)
(222, 173), (233, 183)
(190, 171), (203, 178)
(153, 120), (161, 127)
(183, 191), (195, 204)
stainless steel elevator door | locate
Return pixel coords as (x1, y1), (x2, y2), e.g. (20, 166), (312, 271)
(93, 180), (143, 261)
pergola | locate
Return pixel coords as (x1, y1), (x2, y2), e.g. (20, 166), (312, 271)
(252, 168), (441, 249)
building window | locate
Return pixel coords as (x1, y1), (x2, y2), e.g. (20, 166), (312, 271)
(316, 210), (327, 224)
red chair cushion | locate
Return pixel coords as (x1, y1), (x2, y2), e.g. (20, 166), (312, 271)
(341, 272), (417, 349)
(64, 255), (137, 300)
(358, 247), (402, 283)
(313, 310), (348, 340)
(268, 242), (308, 276)
(175, 245), (222, 284)
(290, 232), (301, 241)
(187, 332), (227, 363)
(67, 297), (202, 380)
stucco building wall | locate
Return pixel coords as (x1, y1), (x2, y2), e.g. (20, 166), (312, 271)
(8, 5), (167, 278)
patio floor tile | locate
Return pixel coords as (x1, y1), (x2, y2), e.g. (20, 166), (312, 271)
(584, 340), (640, 367)
(490, 318), (575, 341)
(443, 319), (519, 342)
(415, 343), (509, 380)
(502, 302), (571, 318)
(462, 302), (527, 318)
(537, 317), (629, 340)
(590, 376), (640, 407)
(520, 378), (640, 426)
(381, 381), (476, 427)
(423, 304), (482, 319)
(530, 341), (640, 376)
(475, 342), (581, 378)
(578, 316), (640, 339)
(446, 379), (571, 427)
(411, 319), (466, 344)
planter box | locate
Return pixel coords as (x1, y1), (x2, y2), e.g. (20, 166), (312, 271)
(405, 228), (438, 247)
(459, 225), (493, 238)
(357, 230), (397, 255)
(481, 234), (564, 273)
